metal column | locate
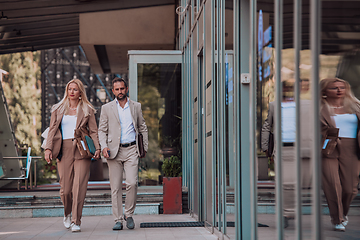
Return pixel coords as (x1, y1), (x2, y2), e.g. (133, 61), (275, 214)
(310, 0), (322, 239)
(294, 0), (303, 239)
(233, 0), (241, 239)
(211, 0), (217, 229)
(274, 0), (285, 239)
(241, 0), (252, 239)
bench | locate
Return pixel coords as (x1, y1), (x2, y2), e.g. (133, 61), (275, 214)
(0, 147), (42, 190)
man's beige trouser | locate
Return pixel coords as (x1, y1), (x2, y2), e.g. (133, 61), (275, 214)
(107, 144), (138, 222)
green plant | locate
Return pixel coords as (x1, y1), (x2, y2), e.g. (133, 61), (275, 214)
(162, 155), (182, 177)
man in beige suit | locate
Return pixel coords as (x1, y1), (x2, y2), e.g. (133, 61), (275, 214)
(261, 80), (313, 228)
(98, 77), (148, 231)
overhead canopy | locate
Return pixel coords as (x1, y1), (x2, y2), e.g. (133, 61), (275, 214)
(1, 0), (360, 74)
(80, 5), (176, 74)
(0, 0), (176, 73)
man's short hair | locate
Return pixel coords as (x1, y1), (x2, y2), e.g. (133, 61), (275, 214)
(112, 77), (128, 89)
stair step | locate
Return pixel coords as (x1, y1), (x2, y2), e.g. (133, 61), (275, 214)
(0, 203), (161, 218)
(1, 192), (359, 207)
(0, 192), (164, 207)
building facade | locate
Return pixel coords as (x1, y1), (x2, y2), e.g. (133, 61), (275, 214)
(1, 0), (359, 239)
(171, 0), (359, 239)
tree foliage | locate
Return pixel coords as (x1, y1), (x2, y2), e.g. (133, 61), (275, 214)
(0, 51), (42, 155)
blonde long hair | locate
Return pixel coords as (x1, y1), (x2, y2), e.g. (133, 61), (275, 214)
(320, 77), (360, 114)
(51, 79), (95, 116)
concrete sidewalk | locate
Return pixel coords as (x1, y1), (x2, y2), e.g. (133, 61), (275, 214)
(1, 185), (359, 240)
(0, 214), (217, 240)
(1, 214), (360, 240)
(256, 214), (360, 240)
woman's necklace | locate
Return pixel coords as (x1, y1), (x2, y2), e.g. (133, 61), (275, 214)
(330, 105), (344, 109)
(69, 106), (77, 111)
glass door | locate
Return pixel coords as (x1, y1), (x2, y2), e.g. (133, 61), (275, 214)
(128, 51), (182, 186)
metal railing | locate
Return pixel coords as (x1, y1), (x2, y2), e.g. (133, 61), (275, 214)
(0, 148), (42, 190)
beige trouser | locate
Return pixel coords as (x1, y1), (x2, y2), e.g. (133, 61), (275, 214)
(107, 144), (138, 223)
(322, 138), (360, 225)
(277, 146), (313, 218)
(57, 139), (91, 226)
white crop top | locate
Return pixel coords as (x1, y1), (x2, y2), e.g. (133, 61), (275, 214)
(333, 113), (358, 138)
(61, 115), (77, 140)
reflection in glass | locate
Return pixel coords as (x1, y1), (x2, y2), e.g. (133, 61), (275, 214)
(137, 63), (181, 186)
(256, 0), (360, 239)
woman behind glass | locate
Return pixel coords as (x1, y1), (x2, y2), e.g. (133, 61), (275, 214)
(44, 79), (101, 232)
(320, 78), (360, 232)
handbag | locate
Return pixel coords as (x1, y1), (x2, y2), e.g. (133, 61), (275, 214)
(41, 125), (63, 160)
(74, 128), (95, 159)
(41, 127), (50, 149)
(138, 132), (146, 158)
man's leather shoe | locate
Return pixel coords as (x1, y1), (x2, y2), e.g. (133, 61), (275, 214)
(125, 216), (135, 229)
(112, 221), (123, 230)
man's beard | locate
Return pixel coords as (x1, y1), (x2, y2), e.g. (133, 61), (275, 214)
(116, 94), (126, 101)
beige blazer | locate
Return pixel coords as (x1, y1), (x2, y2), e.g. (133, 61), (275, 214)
(45, 106), (101, 160)
(98, 99), (148, 159)
(261, 100), (313, 158)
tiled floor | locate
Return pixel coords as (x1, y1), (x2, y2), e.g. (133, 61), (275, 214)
(1, 213), (360, 240)
(256, 214), (360, 240)
(0, 214), (218, 240)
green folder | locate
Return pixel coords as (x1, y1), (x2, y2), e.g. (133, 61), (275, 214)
(85, 135), (96, 155)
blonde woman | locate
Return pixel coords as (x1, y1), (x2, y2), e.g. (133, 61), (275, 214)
(44, 79), (101, 232)
(320, 78), (360, 231)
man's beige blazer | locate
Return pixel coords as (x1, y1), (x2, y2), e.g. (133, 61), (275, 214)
(98, 99), (148, 159)
(261, 100), (313, 158)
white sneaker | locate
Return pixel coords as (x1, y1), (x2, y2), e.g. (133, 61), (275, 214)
(342, 216), (348, 226)
(63, 214), (71, 229)
(71, 224), (81, 232)
(334, 223), (345, 232)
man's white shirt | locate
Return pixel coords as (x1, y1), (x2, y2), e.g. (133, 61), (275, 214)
(281, 101), (296, 143)
(116, 98), (136, 143)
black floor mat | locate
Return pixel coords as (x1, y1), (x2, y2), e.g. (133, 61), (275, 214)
(140, 221), (269, 228)
(216, 222), (269, 227)
(140, 221), (204, 228)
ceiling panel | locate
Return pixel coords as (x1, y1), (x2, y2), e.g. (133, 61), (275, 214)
(1, 0), (360, 73)
(0, 0), (175, 56)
